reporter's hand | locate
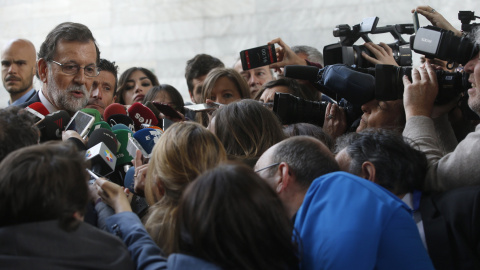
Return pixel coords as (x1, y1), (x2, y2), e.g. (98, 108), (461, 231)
(95, 178), (132, 213)
(403, 60), (439, 119)
(323, 103), (347, 139)
(413, 6), (462, 37)
(268, 38), (306, 73)
(62, 130), (86, 144)
(133, 149), (148, 197)
(362, 42), (398, 66)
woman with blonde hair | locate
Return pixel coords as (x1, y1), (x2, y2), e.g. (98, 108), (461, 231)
(141, 121), (227, 254)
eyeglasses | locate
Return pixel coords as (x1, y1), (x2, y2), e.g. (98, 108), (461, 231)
(50, 60), (99, 77)
(255, 162), (280, 173)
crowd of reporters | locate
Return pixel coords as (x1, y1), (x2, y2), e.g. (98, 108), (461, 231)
(1, 4), (480, 270)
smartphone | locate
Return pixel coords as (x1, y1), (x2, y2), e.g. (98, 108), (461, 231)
(184, 103), (221, 112)
(65, 111), (95, 137)
(239, 44), (277, 71)
(152, 102), (182, 119)
(413, 11), (420, 33)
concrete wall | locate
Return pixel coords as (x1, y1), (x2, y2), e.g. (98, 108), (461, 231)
(0, 0), (478, 106)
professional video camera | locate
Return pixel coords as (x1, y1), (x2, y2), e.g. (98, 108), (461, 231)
(323, 17), (415, 68)
(410, 10), (479, 68)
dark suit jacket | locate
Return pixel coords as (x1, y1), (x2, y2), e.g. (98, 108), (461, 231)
(16, 90), (41, 109)
(421, 186), (480, 270)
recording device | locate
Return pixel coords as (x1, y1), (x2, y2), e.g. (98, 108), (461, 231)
(458, 11), (480, 33)
(65, 111), (96, 137)
(80, 108), (102, 123)
(126, 128), (163, 159)
(323, 17), (414, 68)
(36, 110), (71, 142)
(240, 44), (277, 70)
(152, 102), (183, 120)
(104, 103), (127, 121)
(25, 102), (49, 123)
(107, 114), (135, 131)
(127, 102), (159, 131)
(410, 25), (479, 67)
(113, 128), (135, 167)
(375, 64), (469, 104)
(86, 128), (118, 176)
(184, 102), (221, 112)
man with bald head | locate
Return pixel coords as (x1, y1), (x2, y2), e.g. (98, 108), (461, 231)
(254, 136), (433, 269)
(1, 39), (37, 106)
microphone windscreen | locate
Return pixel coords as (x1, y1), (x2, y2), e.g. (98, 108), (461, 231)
(104, 103), (127, 121)
(144, 101), (161, 120)
(124, 166), (136, 194)
(81, 108), (102, 122)
(88, 128), (118, 155)
(36, 110), (71, 142)
(128, 102), (158, 131)
(111, 124), (131, 131)
(133, 128), (163, 155)
(113, 129), (135, 165)
(27, 102), (50, 116)
(108, 114), (135, 131)
(88, 121), (112, 137)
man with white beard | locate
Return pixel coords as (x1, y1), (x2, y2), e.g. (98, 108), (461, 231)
(20, 22), (100, 116)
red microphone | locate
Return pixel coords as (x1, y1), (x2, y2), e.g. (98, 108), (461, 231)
(25, 102), (50, 123)
(127, 102), (159, 131)
(103, 103), (127, 122)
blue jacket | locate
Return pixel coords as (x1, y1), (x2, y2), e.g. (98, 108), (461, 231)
(294, 172), (434, 270)
(106, 211), (221, 270)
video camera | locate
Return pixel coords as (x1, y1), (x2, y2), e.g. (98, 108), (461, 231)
(323, 17), (415, 68)
(458, 11), (480, 34)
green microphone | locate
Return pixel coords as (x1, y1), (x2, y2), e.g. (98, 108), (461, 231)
(88, 121), (112, 137)
(81, 108), (102, 123)
(113, 129), (135, 166)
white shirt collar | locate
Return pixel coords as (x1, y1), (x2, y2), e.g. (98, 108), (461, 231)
(39, 89), (59, 114)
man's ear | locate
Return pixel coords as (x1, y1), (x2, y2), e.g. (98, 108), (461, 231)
(37, 58), (48, 83)
(361, 161), (377, 183)
(276, 162), (292, 193)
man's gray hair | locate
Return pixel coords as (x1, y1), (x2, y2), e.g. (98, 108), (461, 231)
(291, 45), (324, 65)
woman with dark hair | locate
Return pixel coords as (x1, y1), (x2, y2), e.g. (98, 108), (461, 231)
(143, 84), (186, 115)
(208, 99), (286, 167)
(95, 163), (299, 270)
(116, 67), (160, 105)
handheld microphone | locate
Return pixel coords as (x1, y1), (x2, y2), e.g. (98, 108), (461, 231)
(81, 108), (102, 122)
(36, 110), (71, 142)
(107, 114), (135, 132)
(103, 103), (127, 121)
(127, 102), (158, 131)
(88, 121), (112, 137)
(127, 128), (163, 159)
(112, 123), (132, 131)
(113, 129), (135, 166)
(86, 128), (118, 176)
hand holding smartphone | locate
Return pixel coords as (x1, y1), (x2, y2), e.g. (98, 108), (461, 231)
(240, 44), (277, 70)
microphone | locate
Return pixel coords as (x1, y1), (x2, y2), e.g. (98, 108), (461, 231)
(127, 102), (159, 131)
(36, 110), (71, 142)
(25, 102), (49, 123)
(283, 64), (376, 106)
(81, 108), (102, 122)
(103, 103), (127, 121)
(113, 129), (135, 167)
(127, 128), (163, 159)
(86, 128), (118, 176)
(88, 121), (112, 137)
(111, 123), (132, 132)
(107, 114), (135, 132)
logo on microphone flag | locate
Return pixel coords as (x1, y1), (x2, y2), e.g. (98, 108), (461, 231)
(104, 149), (114, 162)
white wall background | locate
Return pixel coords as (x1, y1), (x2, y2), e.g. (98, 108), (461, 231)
(0, 0), (478, 106)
